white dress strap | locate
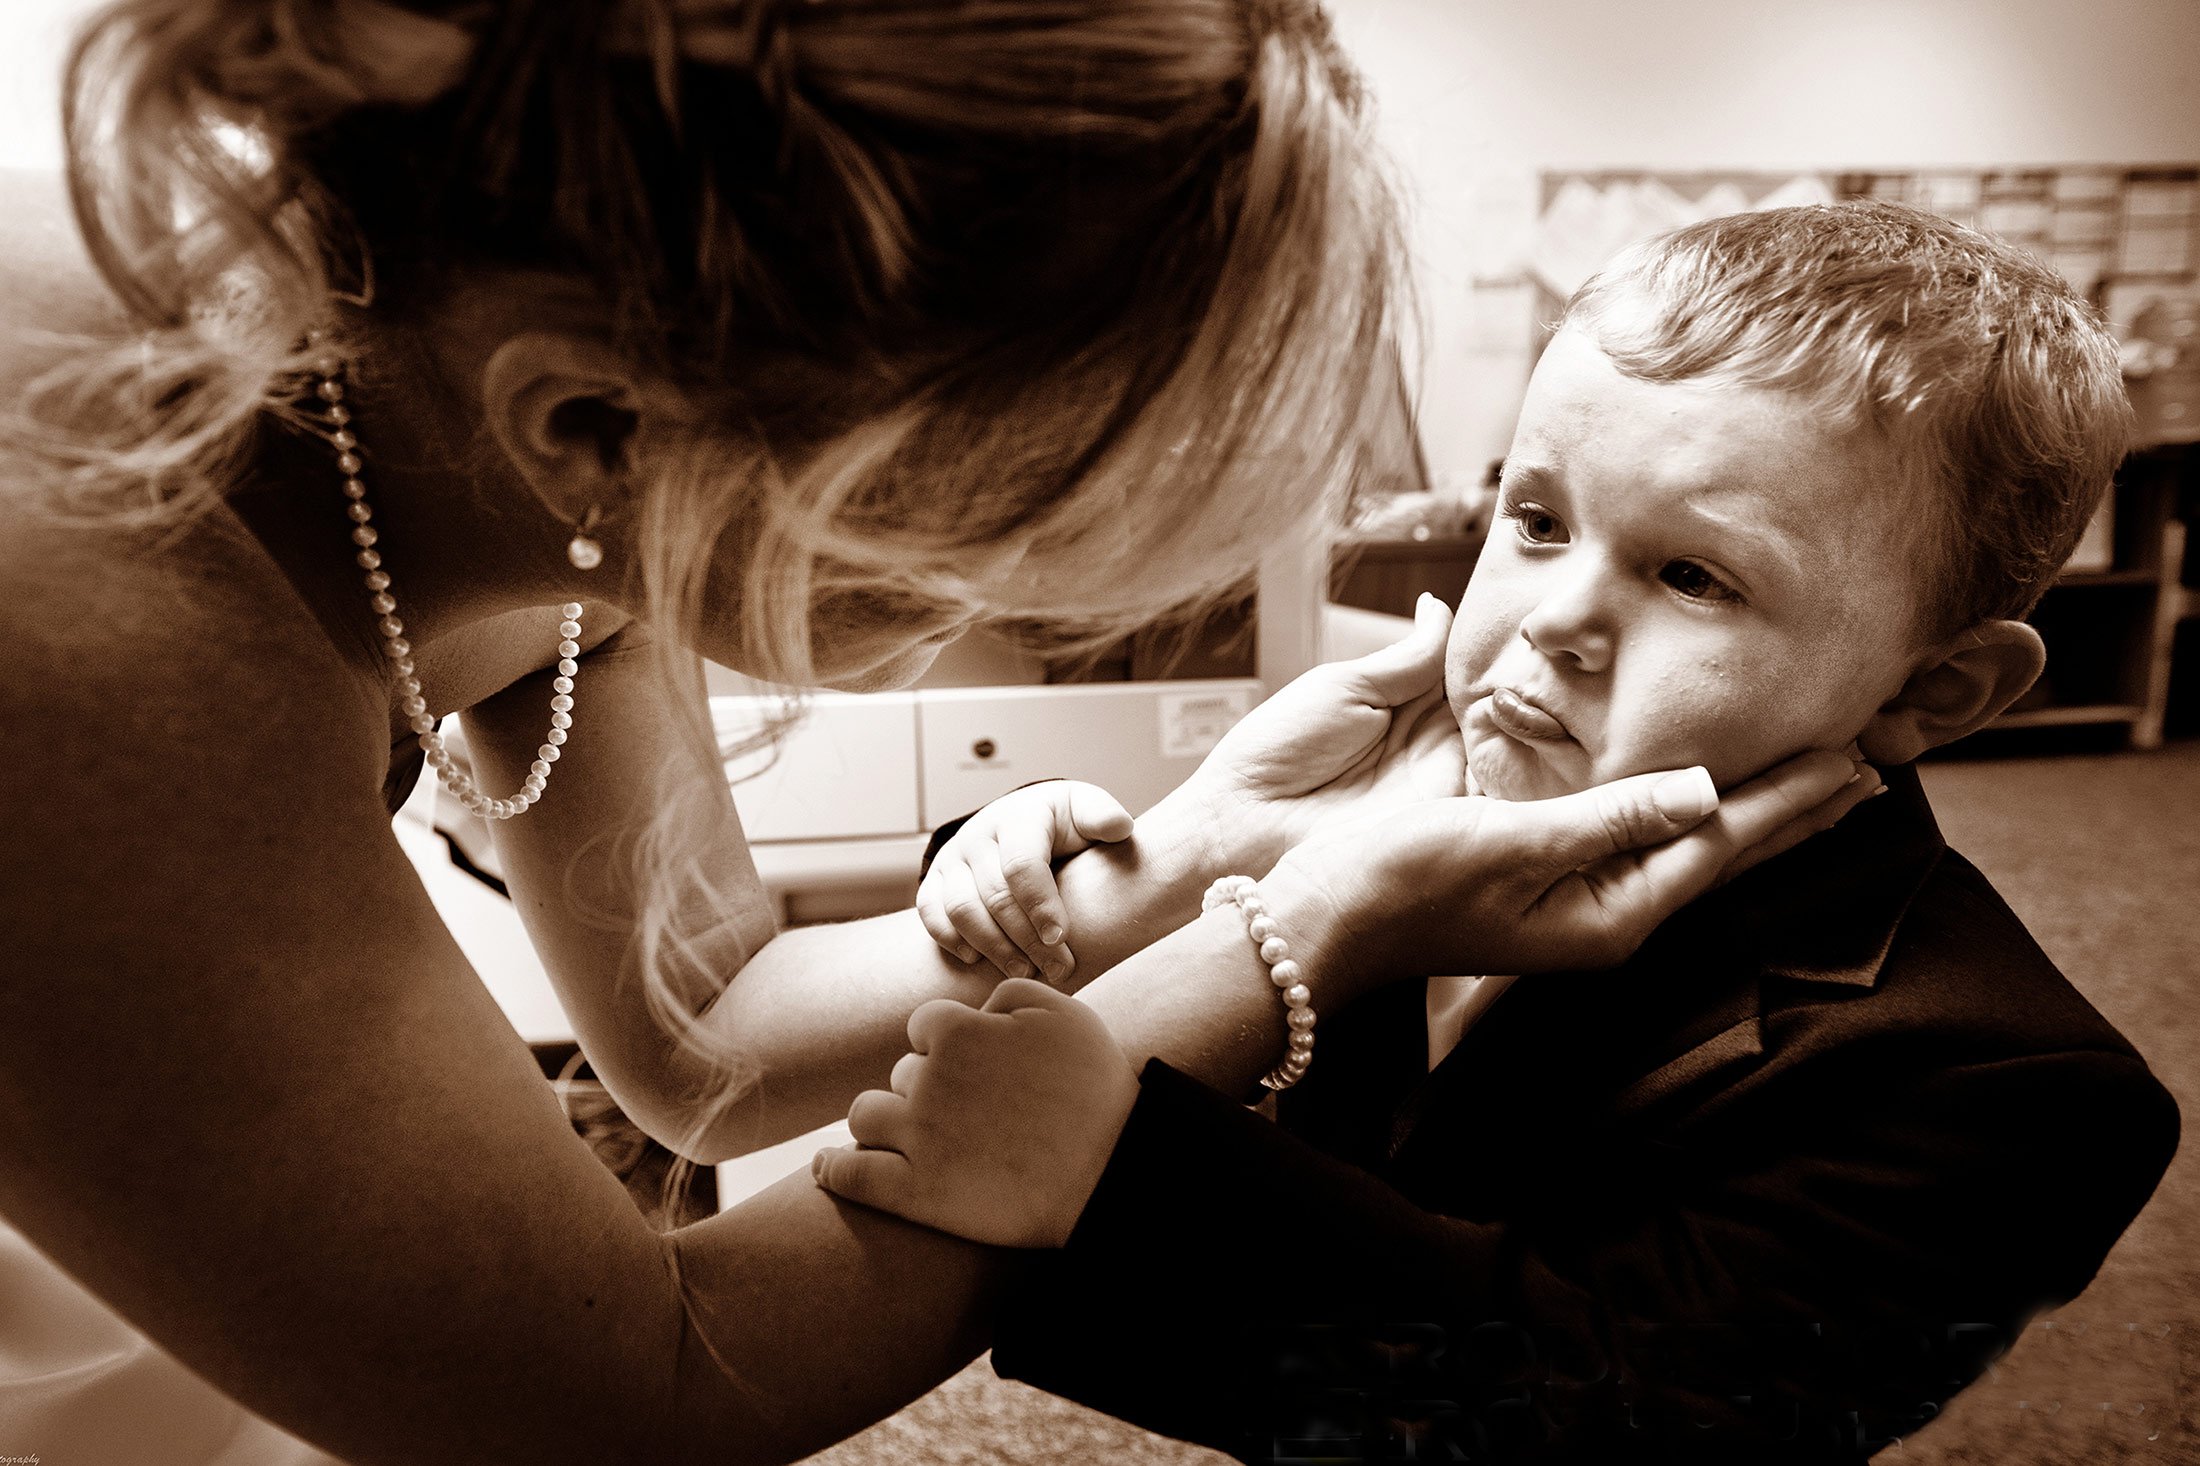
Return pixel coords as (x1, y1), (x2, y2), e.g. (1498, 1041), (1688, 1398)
(0, 1218), (343, 1465)
(1424, 974), (1521, 1071)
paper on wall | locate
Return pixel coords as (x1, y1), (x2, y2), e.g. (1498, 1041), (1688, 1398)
(1528, 177), (1626, 297)
(1753, 174), (1837, 212)
(1529, 173), (1838, 299)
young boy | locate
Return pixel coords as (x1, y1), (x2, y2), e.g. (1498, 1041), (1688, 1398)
(819, 202), (2182, 1462)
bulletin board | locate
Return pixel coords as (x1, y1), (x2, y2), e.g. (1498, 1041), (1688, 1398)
(1529, 165), (2200, 450)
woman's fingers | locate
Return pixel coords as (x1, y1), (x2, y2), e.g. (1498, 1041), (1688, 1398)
(1715, 759), (1880, 885)
(1401, 694), (1470, 797)
(1565, 750), (1864, 944)
(1465, 750), (1855, 965)
(1506, 764), (1725, 880)
(1334, 592), (1453, 708)
(1271, 748), (1871, 986)
(1377, 684), (1462, 782)
(1517, 750), (1859, 884)
(1699, 750), (1869, 863)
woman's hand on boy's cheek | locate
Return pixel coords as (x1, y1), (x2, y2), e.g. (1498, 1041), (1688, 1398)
(810, 979), (1141, 1249)
(1712, 754), (1882, 887)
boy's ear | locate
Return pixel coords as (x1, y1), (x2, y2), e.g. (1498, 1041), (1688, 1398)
(1857, 620), (2046, 764)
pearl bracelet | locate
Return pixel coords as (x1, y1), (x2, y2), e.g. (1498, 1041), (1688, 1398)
(1202, 875), (1316, 1091)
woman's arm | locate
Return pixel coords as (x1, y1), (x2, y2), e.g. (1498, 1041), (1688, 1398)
(687, 763), (1864, 1448)
(1, 550), (1865, 1466)
(470, 594), (1481, 1155)
(0, 596), (1413, 1463)
(464, 625), (1216, 1157)
(0, 583), (1058, 1462)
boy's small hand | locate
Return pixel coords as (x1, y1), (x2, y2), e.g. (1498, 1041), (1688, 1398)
(811, 979), (1141, 1249)
(917, 781), (1134, 983)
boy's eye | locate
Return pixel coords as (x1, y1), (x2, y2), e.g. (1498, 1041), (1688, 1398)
(1660, 560), (1743, 604)
(1505, 501), (1568, 545)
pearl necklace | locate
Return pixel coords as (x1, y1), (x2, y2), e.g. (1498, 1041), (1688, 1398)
(306, 346), (579, 822)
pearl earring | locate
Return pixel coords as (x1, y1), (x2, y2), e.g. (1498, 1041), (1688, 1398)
(568, 506), (605, 571)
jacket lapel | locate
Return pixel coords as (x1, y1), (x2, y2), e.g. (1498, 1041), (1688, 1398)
(1375, 765), (1949, 1200)
(1388, 932), (1766, 1184)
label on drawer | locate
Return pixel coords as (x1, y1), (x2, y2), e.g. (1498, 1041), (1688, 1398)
(1158, 686), (1255, 759)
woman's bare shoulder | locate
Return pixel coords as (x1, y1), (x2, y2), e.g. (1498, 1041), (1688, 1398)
(3, 504), (390, 847)
(0, 181), (395, 883)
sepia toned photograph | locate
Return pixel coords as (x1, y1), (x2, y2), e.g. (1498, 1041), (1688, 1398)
(0, 2), (2193, 1462)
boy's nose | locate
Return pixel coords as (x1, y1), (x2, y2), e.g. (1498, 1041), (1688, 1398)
(1519, 570), (1614, 673)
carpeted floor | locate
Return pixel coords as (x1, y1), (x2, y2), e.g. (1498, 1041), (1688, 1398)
(804, 741), (2200, 1466)
(1893, 741), (2199, 1466)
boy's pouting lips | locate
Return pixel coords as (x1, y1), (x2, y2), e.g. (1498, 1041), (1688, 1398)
(1447, 325), (1938, 802)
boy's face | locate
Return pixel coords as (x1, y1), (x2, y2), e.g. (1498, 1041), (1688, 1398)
(1449, 326), (1930, 801)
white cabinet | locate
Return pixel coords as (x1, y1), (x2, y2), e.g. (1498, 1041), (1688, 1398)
(717, 693), (920, 842)
(717, 677), (1258, 840)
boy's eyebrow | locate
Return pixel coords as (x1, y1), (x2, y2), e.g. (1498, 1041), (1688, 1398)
(1506, 458), (1806, 584)
(1672, 493), (1806, 581)
(1498, 460), (1563, 496)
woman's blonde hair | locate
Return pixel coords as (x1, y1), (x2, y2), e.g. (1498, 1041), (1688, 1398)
(26, 0), (1405, 1157)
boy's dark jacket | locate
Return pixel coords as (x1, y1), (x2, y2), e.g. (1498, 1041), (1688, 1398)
(978, 766), (2180, 1462)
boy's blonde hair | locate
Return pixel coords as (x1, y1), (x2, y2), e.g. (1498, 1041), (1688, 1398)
(1566, 200), (2131, 642)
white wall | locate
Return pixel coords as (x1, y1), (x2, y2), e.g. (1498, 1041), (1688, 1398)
(0, 0), (96, 170)
(1327, 0), (2200, 479)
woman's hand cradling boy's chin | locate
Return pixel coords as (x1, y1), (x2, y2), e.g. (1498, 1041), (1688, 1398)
(1264, 748), (1880, 999)
(812, 980), (1140, 1249)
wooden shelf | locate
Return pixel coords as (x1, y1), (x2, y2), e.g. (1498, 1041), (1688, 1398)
(2002, 449), (2194, 750)
(2052, 567), (2159, 588)
(1990, 702), (2147, 731)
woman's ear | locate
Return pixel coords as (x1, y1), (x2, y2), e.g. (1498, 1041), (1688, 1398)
(478, 332), (644, 527)
(1857, 620), (2046, 764)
